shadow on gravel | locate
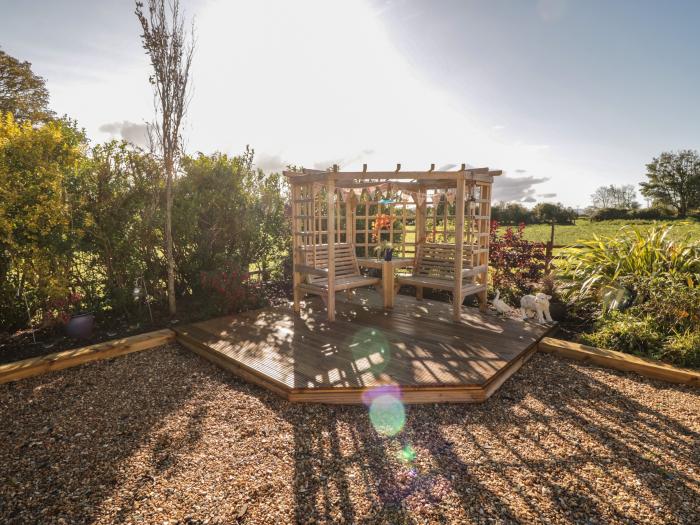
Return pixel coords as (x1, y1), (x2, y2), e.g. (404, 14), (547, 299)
(280, 354), (699, 523)
(0, 346), (207, 525)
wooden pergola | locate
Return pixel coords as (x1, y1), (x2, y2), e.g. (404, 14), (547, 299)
(284, 164), (501, 321)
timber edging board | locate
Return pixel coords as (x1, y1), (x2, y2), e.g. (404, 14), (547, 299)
(0, 329), (175, 385)
(538, 337), (700, 387)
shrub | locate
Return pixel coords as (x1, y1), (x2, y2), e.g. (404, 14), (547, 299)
(559, 225), (700, 367)
(489, 221), (546, 302)
(662, 331), (700, 368)
(581, 312), (664, 356)
(71, 141), (164, 317)
(532, 202), (577, 225)
(175, 149), (289, 293)
(590, 207), (631, 221)
(0, 113), (87, 330)
(199, 267), (265, 315)
(590, 207), (676, 221)
(491, 202), (534, 225)
(632, 207), (675, 220)
(558, 224), (700, 308)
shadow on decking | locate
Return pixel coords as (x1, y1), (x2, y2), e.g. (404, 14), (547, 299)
(175, 291), (550, 396)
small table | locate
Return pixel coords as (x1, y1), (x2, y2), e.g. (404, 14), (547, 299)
(357, 257), (415, 308)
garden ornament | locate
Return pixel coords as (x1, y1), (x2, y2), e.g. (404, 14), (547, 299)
(491, 290), (515, 316)
(520, 293), (553, 323)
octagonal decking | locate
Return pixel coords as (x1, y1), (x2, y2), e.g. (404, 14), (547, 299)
(174, 291), (554, 404)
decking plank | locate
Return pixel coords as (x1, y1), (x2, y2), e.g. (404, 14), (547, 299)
(174, 291), (553, 403)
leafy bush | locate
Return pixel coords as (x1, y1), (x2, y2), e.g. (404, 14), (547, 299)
(199, 267), (266, 315)
(662, 331), (700, 368)
(590, 207), (676, 221)
(559, 225), (700, 367)
(558, 224), (700, 307)
(71, 141), (164, 316)
(590, 207), (632, 221)
(489, 221), (546, 301)
(532, 202), (577, 225)
(491, 203), (534, 225)
(581, 312), (664, 356)
(0, 119), (291, 332)
(0, 113), (86, 330)
(174, 148), (289, 292)
(632, 207), (675, 220)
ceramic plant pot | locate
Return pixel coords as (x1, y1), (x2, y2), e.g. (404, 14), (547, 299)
(65, 313), (95, 339)
(548, 302), (567, 322)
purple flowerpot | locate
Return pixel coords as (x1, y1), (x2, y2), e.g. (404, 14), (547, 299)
(65, 313), (95, 339)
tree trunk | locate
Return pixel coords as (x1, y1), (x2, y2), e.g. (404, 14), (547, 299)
(165, 159), (176, 315)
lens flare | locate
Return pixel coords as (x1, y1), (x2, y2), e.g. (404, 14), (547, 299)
(349, 328), (391, 376)
(399, 444), (416, 463)
(364, 385), (405, 436)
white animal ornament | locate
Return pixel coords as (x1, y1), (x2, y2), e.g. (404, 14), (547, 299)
(491, 290), (515, 316)
(520, 293), (553, 323)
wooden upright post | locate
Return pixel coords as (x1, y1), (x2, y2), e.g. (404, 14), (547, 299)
(291, 183), (301, 314)
(345, 193), (354, 247)
(327, 175), (336, 321)
(453, 176), (466, 321)
(415, 186), (427, 300)
(477, 182), (491, 311)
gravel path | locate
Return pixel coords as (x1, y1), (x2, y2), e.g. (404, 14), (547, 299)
(1, 345), (698, 524)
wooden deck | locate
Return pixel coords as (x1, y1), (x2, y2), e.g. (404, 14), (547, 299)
(174, 291), (554, 404)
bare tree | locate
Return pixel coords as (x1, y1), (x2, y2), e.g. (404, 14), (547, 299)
(591, 184), (639, 209)
(136, 0), (194, 315)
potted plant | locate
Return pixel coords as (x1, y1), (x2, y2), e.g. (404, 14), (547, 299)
(372, 214), (393, 261)
(374, 241), (393, 261)
(44, 292), (94, 339)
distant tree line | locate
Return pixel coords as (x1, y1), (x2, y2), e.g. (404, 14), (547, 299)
(589, 150), (700, 220)
(491, 201), (577, 226)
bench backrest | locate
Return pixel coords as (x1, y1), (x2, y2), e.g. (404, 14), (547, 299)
(414, 243), (473, 280)
(301, 243), (360, 284)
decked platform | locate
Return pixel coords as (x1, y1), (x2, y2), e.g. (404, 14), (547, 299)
(174, 291), (554, 404)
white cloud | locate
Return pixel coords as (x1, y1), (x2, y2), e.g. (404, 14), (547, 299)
(492, 173), (550, 203)
(99, 121), (150, 148)
(254, 152), (287, 173)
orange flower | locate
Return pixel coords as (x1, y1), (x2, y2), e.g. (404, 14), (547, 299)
(372, 213), (392, 241)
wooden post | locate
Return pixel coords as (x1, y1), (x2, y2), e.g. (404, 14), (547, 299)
(415, 185), (427, 300)
(345, 193), (354, 247)
(327, 175), (336, 321)
(291, 183), (301, 314)
(545, 220), (555, 274)
(477, 182), (490, 310)
(453, 176), (466, 321)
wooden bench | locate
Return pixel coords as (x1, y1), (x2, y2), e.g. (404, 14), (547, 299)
(397, 243), (488, 317)
(296, 243), (381, 320)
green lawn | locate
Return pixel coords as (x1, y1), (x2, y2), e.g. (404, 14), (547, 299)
(500, 218), (700, 246)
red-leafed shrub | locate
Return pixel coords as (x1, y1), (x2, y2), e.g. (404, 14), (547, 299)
(199, 267), (265, 315)
(489, 220), (546, 301)
(42, 292), (84, 327)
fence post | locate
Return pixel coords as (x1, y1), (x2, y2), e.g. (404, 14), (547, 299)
(545, 220), (555, 274)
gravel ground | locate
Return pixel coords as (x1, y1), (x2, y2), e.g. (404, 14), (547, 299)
(0, 344), (698, 524)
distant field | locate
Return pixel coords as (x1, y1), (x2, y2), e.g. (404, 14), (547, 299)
(499, 218), (700, 246)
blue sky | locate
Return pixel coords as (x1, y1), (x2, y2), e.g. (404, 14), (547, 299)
(1, 0), (698, 207)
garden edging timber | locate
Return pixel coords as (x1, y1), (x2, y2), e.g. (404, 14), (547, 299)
(0, 329), (175, 384)
(538, 337), (700, 386)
